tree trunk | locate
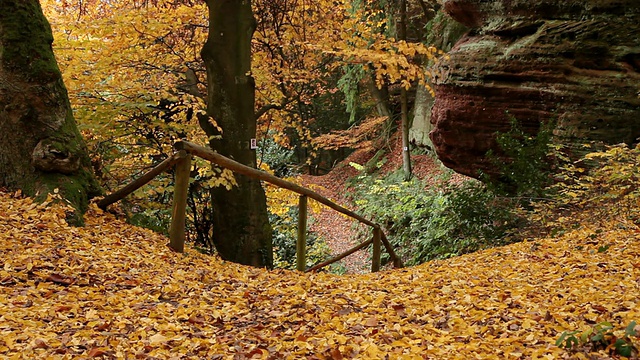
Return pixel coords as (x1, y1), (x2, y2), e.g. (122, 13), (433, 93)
(0, 0), (100, 224)
(201, 0), (273, 267)
(398, 0), (412, 181)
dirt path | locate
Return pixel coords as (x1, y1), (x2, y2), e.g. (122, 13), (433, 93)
(300, 164), (370, 274)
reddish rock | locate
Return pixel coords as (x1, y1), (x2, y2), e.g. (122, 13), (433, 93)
(430, 0), (640, 178)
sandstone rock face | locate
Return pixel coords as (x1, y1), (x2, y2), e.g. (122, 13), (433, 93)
(430, 0), (640, 178)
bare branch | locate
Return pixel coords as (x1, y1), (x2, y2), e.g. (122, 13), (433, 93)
(254, 103), (283, 120)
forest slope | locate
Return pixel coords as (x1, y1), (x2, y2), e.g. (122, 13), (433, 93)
(0, 190), (639, 359)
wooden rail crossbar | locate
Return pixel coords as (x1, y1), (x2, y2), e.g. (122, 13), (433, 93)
(98, 140), (404, 272)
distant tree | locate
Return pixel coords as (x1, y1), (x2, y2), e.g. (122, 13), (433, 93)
(0, 0), (100, 223)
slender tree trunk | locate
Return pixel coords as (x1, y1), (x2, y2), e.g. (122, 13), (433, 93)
(0, 0), (100, 224)
(398, 0), (412, 180)
(201, 0), (273, 267)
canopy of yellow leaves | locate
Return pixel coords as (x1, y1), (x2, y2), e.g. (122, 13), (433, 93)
(1, 185), (639, 359)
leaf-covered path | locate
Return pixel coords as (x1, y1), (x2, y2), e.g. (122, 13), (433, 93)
(1, 190), (639, 359)
(300, 141), (467, 274)
(300, 162), (369, 274)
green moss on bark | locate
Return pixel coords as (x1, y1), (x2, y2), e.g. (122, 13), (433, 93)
(0, 0), (101, 223)
(0, 0), (61, 82)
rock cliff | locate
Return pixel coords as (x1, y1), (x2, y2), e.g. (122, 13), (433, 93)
(430, 0), (640, 178)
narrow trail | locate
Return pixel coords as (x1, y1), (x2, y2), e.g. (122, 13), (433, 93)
(299, 133), (466, 274)
(300, 165), (370, 274)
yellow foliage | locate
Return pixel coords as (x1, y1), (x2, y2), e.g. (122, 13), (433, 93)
(260, 163), (321, 218)
(529, 144), (640, 235)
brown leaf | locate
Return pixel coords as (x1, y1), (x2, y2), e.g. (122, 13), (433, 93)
(330, 347), (344, 360)
(46, 273), (75, 286)
(12, 299), (33, 308)
(247, 348), (267, 358)
(391, 304), (406, 317)
(88, 347), (108, 357)
(337, 307), (352, 316)
(33, 339), (49, 349)
(94, 322), (110, 331)
(188, 316), (204, 325)
(56, 305), (72, 312)
(364, 316), (378, 327)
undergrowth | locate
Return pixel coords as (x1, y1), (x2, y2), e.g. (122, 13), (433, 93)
(528, 143), (640, 238)
(347, 119), (555, 265)
(348, 170), (523, 265)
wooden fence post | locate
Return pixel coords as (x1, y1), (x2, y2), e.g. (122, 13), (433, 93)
(169, 150), (191, 253)
(296, 195), (308, 271)
(371, 227), (381, 272)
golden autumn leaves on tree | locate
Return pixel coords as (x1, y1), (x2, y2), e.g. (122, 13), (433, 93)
(39, 0), (444, 267)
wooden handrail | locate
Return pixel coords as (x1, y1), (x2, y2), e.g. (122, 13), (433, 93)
(174, 141), (379, 228)
(97, 152), (184, 210)
(98, 140), (404, 272)
(175, 140), (404, 271)
(306, 238), (373, 272)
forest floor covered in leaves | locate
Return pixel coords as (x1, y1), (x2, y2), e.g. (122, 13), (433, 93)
(1, 189), (639, 359)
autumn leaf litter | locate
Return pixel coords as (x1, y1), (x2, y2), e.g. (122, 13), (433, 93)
(0, 190), (639, 359)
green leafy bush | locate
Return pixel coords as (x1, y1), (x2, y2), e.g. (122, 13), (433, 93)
(346, 118), (560, 264)
(556, 321), (638, 357)
(349, 170), (523, 265)
(484, 118), (556, 199)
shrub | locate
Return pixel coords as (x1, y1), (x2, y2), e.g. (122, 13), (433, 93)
(349, 170), (523, 265)
(556, 321), (638, 357)
(484, 118), (556, 199)
(346, 118), (560, 264)
(270, 207), (332, 270)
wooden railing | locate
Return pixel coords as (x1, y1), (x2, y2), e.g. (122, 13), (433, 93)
(98, 140), (403, 272)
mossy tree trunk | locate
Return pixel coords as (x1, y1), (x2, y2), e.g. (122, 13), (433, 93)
(0, 0), (100, 223)
(201, 0), (273, 267)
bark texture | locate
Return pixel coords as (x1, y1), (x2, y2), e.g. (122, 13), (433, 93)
(0, 0), (100, 222)
(201, 0), (273, 267)
(430, 0), (640, 178)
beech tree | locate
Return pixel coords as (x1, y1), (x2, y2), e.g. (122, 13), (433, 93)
(201, 0), (273, 267)
(0, 0), (99, 223)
